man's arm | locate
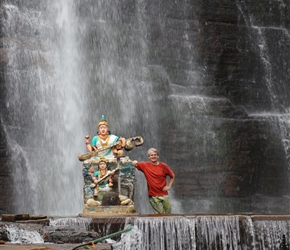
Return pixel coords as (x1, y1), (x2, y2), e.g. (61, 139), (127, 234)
(163, 173), (175, 192)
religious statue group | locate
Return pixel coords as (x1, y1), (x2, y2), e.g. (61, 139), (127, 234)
(79, 115), (175, 214)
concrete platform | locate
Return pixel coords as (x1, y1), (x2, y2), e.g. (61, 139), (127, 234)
(0, 243), (111, 250)
(2, 214), (290, 250)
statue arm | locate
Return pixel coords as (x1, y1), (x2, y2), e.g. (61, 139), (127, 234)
(92, 173), (100, 184)
(112, 135), (126, 156)
(85, 135), (92, 152)
(85, 135), (99, 152)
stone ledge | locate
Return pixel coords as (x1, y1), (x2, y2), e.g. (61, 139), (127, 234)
(82, 205), (137, 215)
(1, 214), (48, 223)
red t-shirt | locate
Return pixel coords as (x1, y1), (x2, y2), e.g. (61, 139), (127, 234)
(136, 162), (174, 197)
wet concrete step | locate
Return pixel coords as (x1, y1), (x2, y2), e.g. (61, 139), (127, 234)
(0, 243), (112, 250)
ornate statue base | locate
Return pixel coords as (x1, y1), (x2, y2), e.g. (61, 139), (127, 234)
(82, 156), (137, 215)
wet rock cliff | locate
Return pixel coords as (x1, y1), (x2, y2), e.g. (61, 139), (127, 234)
(0, 0), (290, 214)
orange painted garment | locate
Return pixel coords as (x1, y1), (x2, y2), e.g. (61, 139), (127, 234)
(135, 162), (174, 197)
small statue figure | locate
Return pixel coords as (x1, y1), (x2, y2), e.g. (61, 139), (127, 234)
(91, 157), (117, 197)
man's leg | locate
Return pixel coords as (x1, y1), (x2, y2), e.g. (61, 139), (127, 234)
(149, 196), (171, 214)
(149, 196), (164, 213)
(162, 196), (171, 214)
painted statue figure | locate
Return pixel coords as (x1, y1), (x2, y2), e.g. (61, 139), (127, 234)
(85, 115), (125, 159)
(80, 115), (144, 214)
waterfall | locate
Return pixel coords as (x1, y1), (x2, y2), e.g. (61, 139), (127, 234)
(2, 0), (290, 216)
(2, 1), (85, 215)
(1, 215), (289, 247)
(236, 0), (289, 113)
(236, 0), (290, 204)
(253, 220), (290, 249)
(49, 217), (92, 230)
(112, 216), (290, 250)
(1, 0), (167, 215)
(4, 224), (44, 244)
(113, 216), (196, 250)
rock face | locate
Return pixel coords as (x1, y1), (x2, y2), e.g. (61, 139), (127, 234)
(0, 222), (101, 244)
(0, 1), (290, 214)
(0, 120), (12, 214)
(41, 225), (101, 244)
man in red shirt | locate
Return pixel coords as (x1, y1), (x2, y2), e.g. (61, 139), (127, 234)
(132, 148), (175, 214)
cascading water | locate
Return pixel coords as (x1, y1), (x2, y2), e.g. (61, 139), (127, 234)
(49, 217), (92, 230)
(4, 224), (44, 244)
(113, 217), (197, 250)
(2, 1), (86, 215)
(1, 0), (290, 217)
(236, 0), (290, 210)
(2, 0), (290, 249)
(1, 215), (289, 248)
(112, 216), (290, 250)
(253, 220), (290, 249)
(1, 0), (185, 215)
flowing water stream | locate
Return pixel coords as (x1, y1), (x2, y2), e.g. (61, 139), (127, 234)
(2, 0), (290, 248)
(2, 0), (290, 217)
(1, 0), (175, 216)
(3, 216), (289, 249)
(2, 1), (85, 215)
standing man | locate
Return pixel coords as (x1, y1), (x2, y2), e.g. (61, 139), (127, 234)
(132, 148), (175, 214)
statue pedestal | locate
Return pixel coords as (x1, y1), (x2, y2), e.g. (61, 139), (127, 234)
(83, 204), (137, 215)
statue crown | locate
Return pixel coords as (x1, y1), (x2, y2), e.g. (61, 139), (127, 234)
(98, 115), (109, 127)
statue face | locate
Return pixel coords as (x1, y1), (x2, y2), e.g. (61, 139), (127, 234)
(99, 125), (108, 135)
(99, 162), (107, 170)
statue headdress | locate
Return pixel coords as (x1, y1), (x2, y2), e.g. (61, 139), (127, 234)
(99, 156), (107, 163)
(98, 115), (109, 128)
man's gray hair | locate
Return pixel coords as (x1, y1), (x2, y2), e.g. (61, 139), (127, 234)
(147, 148), (159, 156)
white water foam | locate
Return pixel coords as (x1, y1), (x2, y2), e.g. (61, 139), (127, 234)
(5, 224), (44, 244)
